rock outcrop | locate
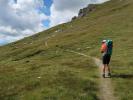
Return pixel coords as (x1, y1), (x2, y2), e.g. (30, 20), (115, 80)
(72, 4), (96, 21)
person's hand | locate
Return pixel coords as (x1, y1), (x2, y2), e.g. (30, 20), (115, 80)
(101, 51), (104, 53)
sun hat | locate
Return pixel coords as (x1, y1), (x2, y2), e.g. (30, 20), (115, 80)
(102, 40), (106, 43)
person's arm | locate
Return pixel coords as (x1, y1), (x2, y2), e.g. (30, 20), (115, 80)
(100, 45), (104, 53)
(100, 44), (107, 53)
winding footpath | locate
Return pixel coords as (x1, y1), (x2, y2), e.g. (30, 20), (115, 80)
(93, 58), (117, 100)
(43, 32), (117, 100)
(66, 50), (117, 100)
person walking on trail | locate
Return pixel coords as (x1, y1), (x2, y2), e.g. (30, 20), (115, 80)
(100, 39), (113, 78)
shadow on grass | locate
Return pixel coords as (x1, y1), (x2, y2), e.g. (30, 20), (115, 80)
(112, 74), (133, 79)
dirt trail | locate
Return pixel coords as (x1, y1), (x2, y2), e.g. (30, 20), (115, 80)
(66, 50), (117, 100)
(93, 58), (117, 100)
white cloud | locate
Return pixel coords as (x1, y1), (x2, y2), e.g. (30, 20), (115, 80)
(49, 0), (109, 27)
(0, 0), (48, 45)
(0, 0), (110, 45)
(0, 26), (18, 36)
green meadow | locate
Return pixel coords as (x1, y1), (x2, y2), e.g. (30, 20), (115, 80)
(0, 0), (133, 99)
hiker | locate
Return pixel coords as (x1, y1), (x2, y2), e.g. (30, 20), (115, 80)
(100, 40), (113, 78)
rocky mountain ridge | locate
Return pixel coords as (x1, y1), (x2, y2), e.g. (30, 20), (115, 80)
(72, 4), (96, 20)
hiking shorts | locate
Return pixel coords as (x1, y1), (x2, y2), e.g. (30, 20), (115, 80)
(102, 54), (111, 64)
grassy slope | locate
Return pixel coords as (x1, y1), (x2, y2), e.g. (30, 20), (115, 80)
(0, 0), (133, 99)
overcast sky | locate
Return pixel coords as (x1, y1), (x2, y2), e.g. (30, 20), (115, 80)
(0, 0), (109, 45)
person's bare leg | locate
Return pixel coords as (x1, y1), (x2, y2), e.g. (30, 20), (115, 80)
(107, 64), (111, 77)
(102, 64), (106, 77)
(107, 64), (110, 72)
(103, 64), (106, 74)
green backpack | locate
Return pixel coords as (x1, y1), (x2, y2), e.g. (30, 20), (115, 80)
(106, 40), (113, 55)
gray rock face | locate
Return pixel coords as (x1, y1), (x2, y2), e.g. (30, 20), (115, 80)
(72, 4), (96, 21)
(72, 16), (77, 20)
(78, 4), (95, 17)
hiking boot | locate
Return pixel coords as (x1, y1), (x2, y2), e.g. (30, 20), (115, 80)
(102, 74), (105, 78)
(108, 73), (111, 77)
